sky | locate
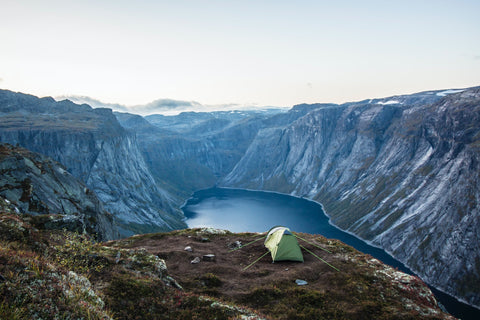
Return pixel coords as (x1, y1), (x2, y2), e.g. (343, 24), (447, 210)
(1, 0), (479, 109)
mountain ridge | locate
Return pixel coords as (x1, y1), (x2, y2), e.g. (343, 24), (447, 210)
(1, 86), (478, 309)
(0, 89), (186, 236)
(220, 86), (480, 308)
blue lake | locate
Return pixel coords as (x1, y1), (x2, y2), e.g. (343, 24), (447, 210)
(182, 187), (479, 320)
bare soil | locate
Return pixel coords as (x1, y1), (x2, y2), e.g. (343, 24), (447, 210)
(149, 232), (339, 298)
(116, 229), (455, 319)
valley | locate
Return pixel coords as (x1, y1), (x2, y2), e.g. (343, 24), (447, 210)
(0, 86), (479, 312)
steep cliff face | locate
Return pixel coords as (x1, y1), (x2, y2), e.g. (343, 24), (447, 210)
(117, 110), (290, 199)
(0, 90), (186, 236)
(222, 88), (480, 307)
(0, 143), (118, 240)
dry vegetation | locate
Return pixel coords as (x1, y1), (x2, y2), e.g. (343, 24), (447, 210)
(0, 198), (455, 319)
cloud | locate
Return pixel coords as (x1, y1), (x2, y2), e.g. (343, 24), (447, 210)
(55, 95), (129, 112)
(57, 95), (208, 115)
(0, 77), (3, 83)
(55, 95), (284, 116)
(139, 99), (203, 111)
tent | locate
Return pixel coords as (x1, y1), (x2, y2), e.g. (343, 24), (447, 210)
(231, 225), (339, 271)
(264, 226), (304, 262)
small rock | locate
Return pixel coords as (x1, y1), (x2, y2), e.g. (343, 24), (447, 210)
(198, 227), (227, 235)
(201, 237), (209, 242)
(191, 257), (201, 264)
(184, 246), (193, 252)
(203, 254), (216, 262)
(228, 240), (242, 249)
(115, 251), (121, 264)
(295, 279), (308, 286)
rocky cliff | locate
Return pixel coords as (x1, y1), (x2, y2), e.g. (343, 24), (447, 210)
(0, 89), (186, 237)
(116, 108), (315, 199)
(116, 110), (285, 199)
(221, 87), (480, 308)
(0, 143), (118, 240)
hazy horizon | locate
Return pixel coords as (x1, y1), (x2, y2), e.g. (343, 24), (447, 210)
(1, 0), (479, 109)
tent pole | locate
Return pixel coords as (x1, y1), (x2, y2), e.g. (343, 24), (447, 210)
(294, 234), (332, 253)
(229, 235), (267, 252)
(300, 245), (340, 272)
(243, 251), (270, 271)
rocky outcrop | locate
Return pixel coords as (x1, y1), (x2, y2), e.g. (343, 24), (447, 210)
(221, 87), (480, 308)
(0, 143), (118, 240)
(0, 89), (186, 237)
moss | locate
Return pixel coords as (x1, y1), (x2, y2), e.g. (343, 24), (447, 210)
(242, 285), (284, 306)
(104, 275), (246, 319)
(52, 231), (111, 274)
(104, 276), (169, 318)
(0, 209), (455, 320)
(198, 273), (223, 288)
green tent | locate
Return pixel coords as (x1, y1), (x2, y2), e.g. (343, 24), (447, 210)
(264, 226), (304, 262)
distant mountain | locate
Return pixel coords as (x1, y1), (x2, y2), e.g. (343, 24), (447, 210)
(60, 94), (285, 116)
(116, 109), (291, 198)
(55, 95), (130, 112)
(0, 89), (186, 236)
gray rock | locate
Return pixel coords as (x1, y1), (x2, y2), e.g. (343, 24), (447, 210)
(0, 143), (119, 241)
(228, 241), (242, 250)
(295, 279), (308, 286)
(191, 257), (201, 264)
(202, 254), (216, 262)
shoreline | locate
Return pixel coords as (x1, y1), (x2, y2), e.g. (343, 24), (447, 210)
(181, 186), (480, 317)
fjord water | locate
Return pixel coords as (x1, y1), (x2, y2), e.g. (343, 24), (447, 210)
(183, 187), (479, 320)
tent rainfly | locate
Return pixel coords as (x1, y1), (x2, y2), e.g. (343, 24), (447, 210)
(264, 226), (304, 262)
(232, 225), (339, 271)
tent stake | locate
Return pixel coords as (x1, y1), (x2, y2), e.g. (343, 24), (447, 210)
(300, 245), (340, 272)
(229, 235), (266, 252)
(294, 234), (332, 253)
(243, 251), (270, 271)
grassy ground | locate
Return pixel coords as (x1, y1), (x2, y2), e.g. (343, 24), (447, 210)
(0, 200), (455, 319)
